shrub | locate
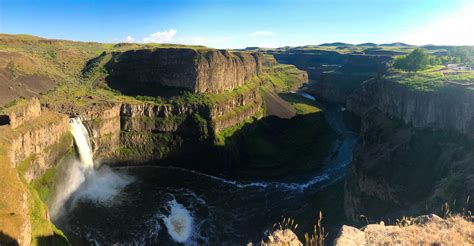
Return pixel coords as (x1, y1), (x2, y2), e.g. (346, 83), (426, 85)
(393, 48), (429, 72)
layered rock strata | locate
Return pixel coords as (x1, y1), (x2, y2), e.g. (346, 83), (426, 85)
(105, 48), (263, 94)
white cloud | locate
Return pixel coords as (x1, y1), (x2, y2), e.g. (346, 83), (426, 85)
(142, 29), (178, 43)
(250, 31), (274, 37)
(402, 3), (474, 45)
(124, 35), (135, 43)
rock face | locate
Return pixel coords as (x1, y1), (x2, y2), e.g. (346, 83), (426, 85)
(2, 100), (72, 180)
(211, 85), (262, 131)
(260, 229), (303, 246)
(74, 100), (211, 164)
(0, 98), (72, 246)
(0, 98), (42, 128)
(10, 113), (71, 182)
(344, 108), (474, 221)
(105, 48), (263, 94)
(347, 78), (474, 137)
(334, 215), (473, 245)
(343, 78), (474, 222)
(311, 72), (372, 104)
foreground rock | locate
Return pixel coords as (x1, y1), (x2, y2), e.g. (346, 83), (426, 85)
(334, 215), (474, 245)
(259, 229), (303, 246)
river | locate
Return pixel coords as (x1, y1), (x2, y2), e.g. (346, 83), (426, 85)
(56, 99), (357, 245)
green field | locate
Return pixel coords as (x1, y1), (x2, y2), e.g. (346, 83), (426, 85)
(388, 65), (474, 91)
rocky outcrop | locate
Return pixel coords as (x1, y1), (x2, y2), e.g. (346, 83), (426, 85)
(334, 215), (473, 245)
(347, 78), (474, 137)
(260, 229), (303, 246)
(0, 98), (41, 128)
(1, 99), (72, 181)
(10, 113), (71, 182)
(210, 84), (263, 131)
(213, 97), (262, 131)
(105, 48), (263, 94)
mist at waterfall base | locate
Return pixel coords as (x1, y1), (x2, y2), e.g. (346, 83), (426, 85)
(52, 105), (356, 245)
(49, 118), (135, 227)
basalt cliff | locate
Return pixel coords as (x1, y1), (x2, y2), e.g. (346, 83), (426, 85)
(344, 78), (474, 221)
(104, 48), (263, 94)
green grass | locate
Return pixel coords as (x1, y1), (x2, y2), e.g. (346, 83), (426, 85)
(278, 93), (321, 114)
(0, 34), (214, 89)
(206, 77), (260, 103)
(214, 116), (257, 146)
(387, 65), (474, 91)
(261, 66), (307, 92)
(27, 185), (70, 246)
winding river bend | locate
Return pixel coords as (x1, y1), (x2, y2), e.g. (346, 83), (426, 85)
(56, 99), (357, 245)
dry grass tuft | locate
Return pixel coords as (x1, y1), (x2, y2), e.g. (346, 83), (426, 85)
(304, 211), (326, 246)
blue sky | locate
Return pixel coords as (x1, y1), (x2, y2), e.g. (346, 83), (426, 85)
(1, 0), (473, 48)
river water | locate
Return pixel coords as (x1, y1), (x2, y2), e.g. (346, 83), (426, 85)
(56, 102), (357, 245)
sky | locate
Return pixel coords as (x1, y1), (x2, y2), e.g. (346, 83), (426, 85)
(0, 0), (473, 48)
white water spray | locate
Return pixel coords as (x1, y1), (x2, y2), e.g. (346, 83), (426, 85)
(50, 117), (133, 219)
(163, 200), (194, 243)
(69, 118), (94, 173)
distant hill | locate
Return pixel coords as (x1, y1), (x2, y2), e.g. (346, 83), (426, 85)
(0, 33), (44, 40)
(319, 42), (354, 47)
(379, 42), (411, 47)
(245, 47), (260, 50)
(356, 42), (378, 47)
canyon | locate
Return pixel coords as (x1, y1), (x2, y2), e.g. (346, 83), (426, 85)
(0, 34), (473, 245)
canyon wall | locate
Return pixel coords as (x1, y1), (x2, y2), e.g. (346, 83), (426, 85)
(345, 108), (474, 221)
(77, 90), (262, 164)
(0, 99), (72, 246)
(270, 50), (390, 104)
(309, 55), (389, 104)
(105, 48), (263, 94)
(311, 72), (372, 104)
(347, 78), (474, 137)
(271, 50), (347, 79)
(344, 78), (474, 221)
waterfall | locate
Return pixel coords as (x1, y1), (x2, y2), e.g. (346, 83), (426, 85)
(69, 118), (94, 174)
(50, 117), (134, 220)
